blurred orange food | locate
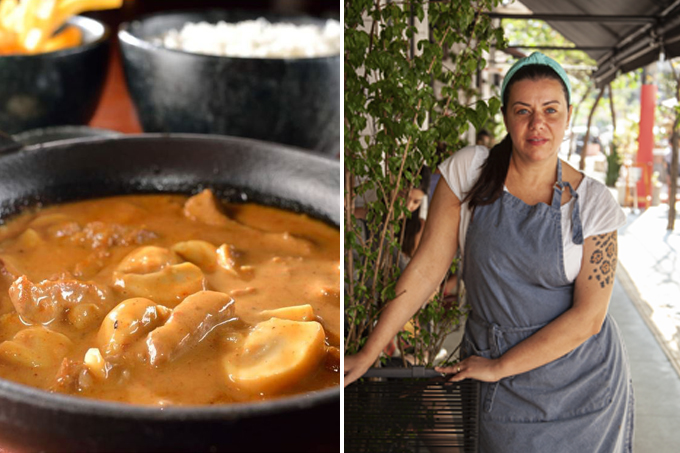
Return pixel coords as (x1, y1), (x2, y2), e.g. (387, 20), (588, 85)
(0, 0), (122, 55)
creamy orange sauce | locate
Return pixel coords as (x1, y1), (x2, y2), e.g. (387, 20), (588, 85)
(0, 191), (339, 405)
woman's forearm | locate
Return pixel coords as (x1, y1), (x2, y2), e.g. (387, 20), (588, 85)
(495, 304), (605, 379)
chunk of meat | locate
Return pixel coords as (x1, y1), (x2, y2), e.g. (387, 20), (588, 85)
(0, 256), (21, 316)
(224, 318), (326, 395)
(9, 275), (109, 326)
(0, 326), (72, 368)
(183, 189), (235, 227)
(146, 291), (235, 366)
(113, 262), (206, 307)
(98, 298), (171, 358)
(52, 356), (109, 393)
(73, 249), (111, 279)
(52, 358), (84, 393)
(54, 221), (157, 250)
(116, 246), (180, 275)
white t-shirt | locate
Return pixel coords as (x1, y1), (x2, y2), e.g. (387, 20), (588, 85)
(438, 145), (627, 282)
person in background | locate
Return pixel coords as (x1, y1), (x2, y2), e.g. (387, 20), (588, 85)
(401, 166), (431, 259)
(476, 128), (493, 149)
(345, 52), (633, 452)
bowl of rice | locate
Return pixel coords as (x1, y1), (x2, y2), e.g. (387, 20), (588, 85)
(118, 10), (340, 156)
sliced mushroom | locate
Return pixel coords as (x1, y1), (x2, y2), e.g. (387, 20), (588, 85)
(16, 228), (43, 249)
(183, 189), (235, 227)
(216, 244), (237, 274)
(0, 326), (72, 368)
(116, 246), (180, 275)
(146, 291), (235, 366)
(97, 297), (171, 358)
(216, 243), (255, 279)
(28, 213), (72, 228)
(259, 304), (315, 322)
(172, 240), (218, 272)
(113, 262), (206, 307)
(83, 348), (111, 380)
(224, 318), (326, 395)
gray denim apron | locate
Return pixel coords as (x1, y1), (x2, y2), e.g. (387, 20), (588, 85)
(462, 159), (634, 452)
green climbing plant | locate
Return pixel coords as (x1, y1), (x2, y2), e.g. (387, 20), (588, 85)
(344, 0), (505, 366)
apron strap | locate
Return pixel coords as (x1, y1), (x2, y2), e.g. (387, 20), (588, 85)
(552, 160), (584, 245)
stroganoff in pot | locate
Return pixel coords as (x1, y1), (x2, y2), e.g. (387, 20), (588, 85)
(0, 189), (339, 405)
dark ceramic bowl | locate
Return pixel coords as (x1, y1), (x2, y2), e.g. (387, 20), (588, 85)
(118, 10), (340, 157)
(0, 16), (110, 135)
(0, 133), (340, 452)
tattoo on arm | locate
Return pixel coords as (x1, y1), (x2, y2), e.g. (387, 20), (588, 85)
(586, 231), (618, 288)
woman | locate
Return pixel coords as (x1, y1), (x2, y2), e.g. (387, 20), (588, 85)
(344, 52), (634, 452)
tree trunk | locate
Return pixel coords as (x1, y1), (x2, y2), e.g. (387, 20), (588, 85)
(608, 83), (616, 137)
(568, 84), (593, 160)
(669, 64), (680, 230)
(580, 87), (605, 171)
(670, 127), (678, 230)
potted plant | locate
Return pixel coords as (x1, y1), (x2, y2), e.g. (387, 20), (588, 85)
(344, 1), (503, 451)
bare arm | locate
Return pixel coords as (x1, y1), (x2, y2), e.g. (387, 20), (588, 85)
(344, 180), (462, 386)
(439, 231), (618, 382)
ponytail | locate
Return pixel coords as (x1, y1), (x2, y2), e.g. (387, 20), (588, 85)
(462, 134), (512, 212)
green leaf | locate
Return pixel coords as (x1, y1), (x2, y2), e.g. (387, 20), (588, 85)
(416, 4), (425, 23)
(489, 97), (501, 114)
(345, 0), (502, 355)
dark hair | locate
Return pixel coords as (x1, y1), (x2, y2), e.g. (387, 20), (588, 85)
(416, 165), (431, 194)
(402, 166), (431, 258)
(476, 129), (491, 141)
(463, 65), (570, 212)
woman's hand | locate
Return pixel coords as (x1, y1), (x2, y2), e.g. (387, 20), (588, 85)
(435, 355), (504, 383)
(344, 352), (375, 387)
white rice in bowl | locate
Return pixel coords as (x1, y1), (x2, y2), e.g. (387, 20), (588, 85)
(152, 17), (341, 58)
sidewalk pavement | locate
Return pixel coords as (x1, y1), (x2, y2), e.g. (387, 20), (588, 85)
(617, 204), (680, 378)
(614, 203), (680, 452)
(611, 276), (680, 452)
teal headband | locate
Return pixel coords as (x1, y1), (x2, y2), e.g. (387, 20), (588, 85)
(500, 52), (572, 106)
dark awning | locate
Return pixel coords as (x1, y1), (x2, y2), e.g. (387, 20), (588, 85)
(490, 0), (680, 86)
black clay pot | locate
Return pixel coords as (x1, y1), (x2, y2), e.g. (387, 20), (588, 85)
(118, 10), (340, 157)
(0, 16), (110, 135)
(0, 133), (340, 453)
